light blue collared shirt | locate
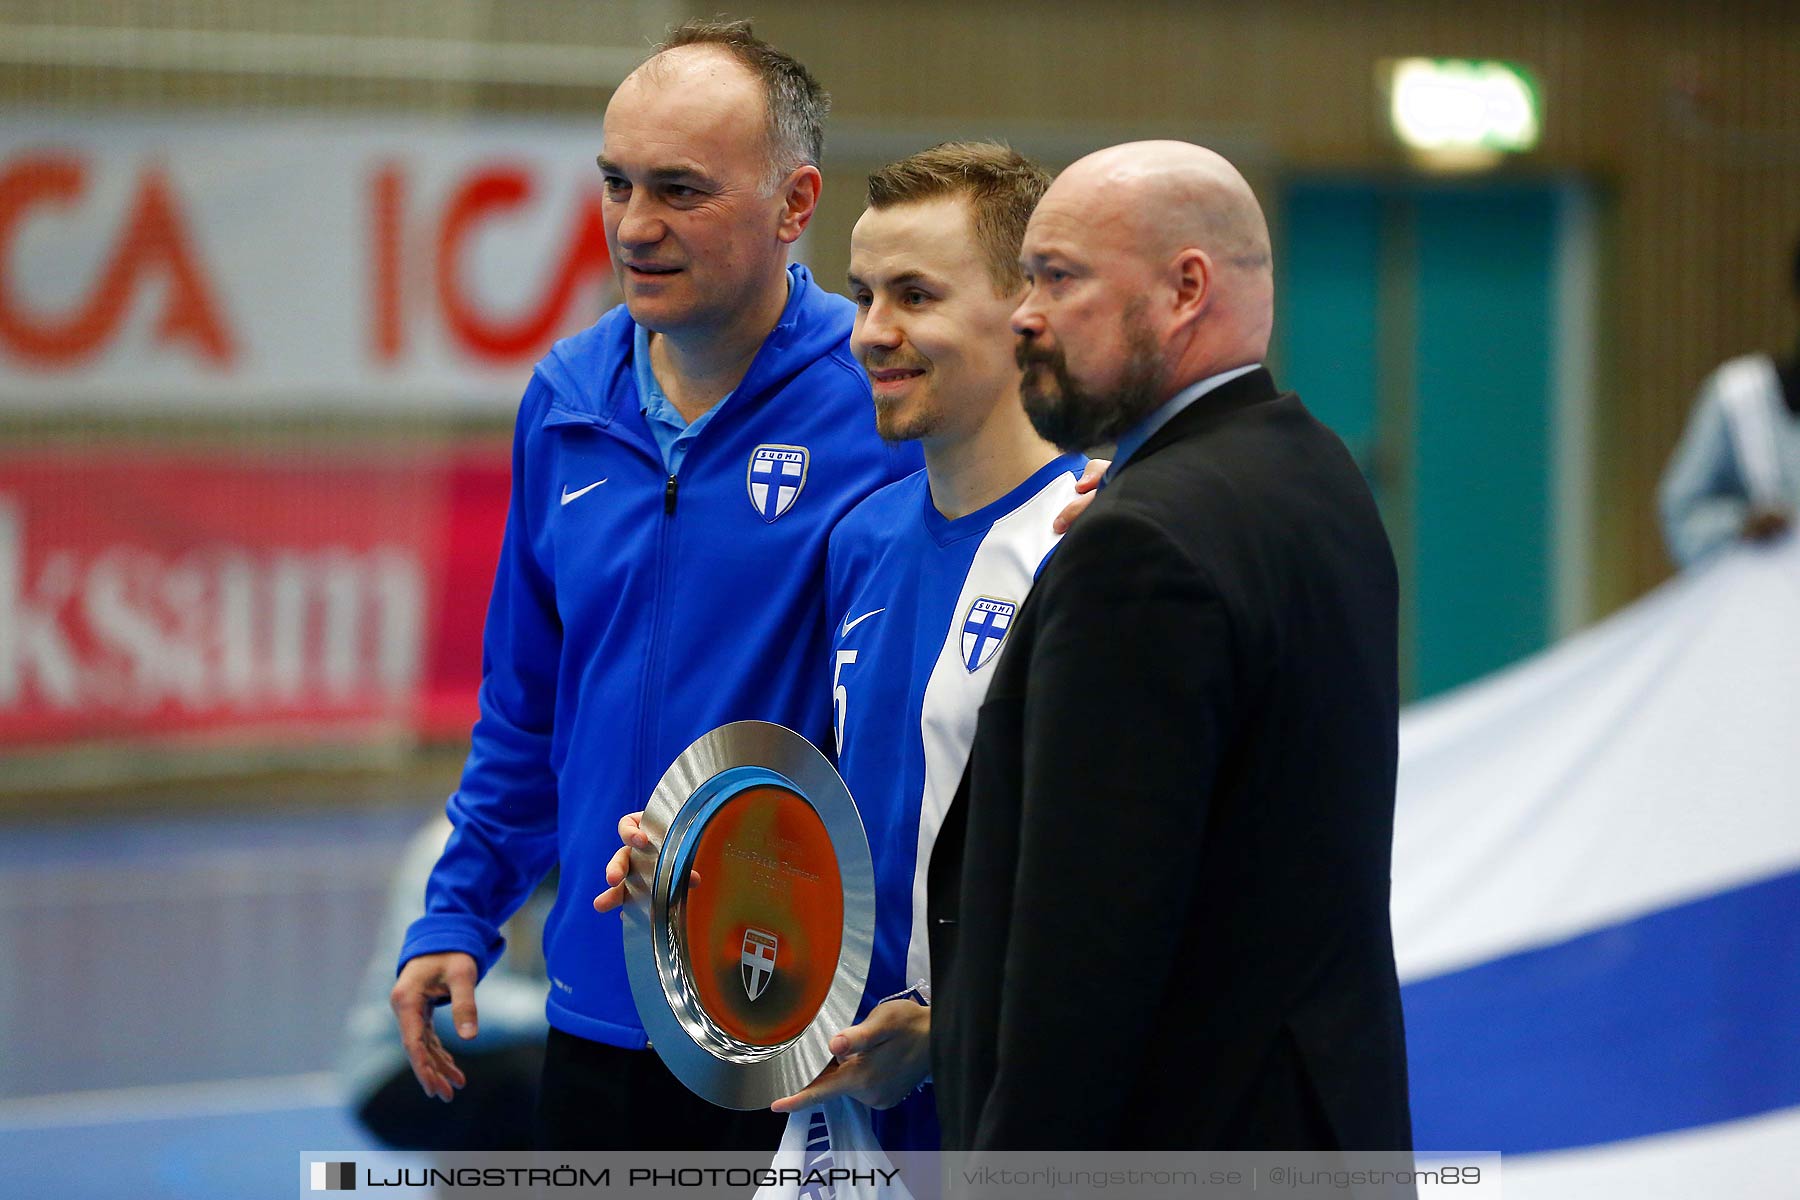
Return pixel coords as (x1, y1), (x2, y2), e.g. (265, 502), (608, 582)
(633, 322), (726, 478)
(631, 276), (794, 475)
(1104, 362), (1264, 484)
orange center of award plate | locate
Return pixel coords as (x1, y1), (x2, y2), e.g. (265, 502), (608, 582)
(679, 784), (845, 1046)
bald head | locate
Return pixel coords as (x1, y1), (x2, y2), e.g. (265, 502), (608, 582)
(1011, 141), (1277, 449)
(1022, 141), (1274, 391)
(1058, 141), (1271, 276)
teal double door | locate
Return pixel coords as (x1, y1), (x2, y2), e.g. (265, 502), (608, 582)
(1274, 178), (1595, 700)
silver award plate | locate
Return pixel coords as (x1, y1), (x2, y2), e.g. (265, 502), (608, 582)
(622, 720), (875, 1110)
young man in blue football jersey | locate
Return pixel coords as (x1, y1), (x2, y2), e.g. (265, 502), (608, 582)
(595, 143), (1091, 1155)
(773, 142), (1095, 1153)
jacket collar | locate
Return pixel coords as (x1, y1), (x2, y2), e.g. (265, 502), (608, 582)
(1115, 365), (1281, 475)
(540, 264), (837, 432)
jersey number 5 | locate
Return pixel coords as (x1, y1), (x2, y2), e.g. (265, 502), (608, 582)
(833, 649), (857, 758)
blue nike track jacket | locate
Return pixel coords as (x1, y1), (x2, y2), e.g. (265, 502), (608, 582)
(399, 265), (917, 1047)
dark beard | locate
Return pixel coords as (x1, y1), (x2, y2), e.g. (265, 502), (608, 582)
(1015, 304), (1164, 452)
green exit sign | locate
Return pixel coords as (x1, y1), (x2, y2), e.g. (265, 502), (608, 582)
(1385, 58), (1542, 157)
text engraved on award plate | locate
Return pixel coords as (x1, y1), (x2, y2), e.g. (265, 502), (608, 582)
(724, 838), (823, 893)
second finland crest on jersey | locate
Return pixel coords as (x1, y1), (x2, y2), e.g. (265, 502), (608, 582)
(747, 444), (809, 522)
(961, 596), (1017, 672)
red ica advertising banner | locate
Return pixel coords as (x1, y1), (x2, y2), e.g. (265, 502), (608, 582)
(0, 447), (509, 752)
(0, 114), (613, 758)
(0, 115), (622, 411)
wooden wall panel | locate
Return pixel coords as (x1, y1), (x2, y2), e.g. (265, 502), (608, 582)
(758, 0), (1800, 613)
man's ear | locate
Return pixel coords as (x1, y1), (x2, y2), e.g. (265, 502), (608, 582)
(1169, 247), (1213, 325)
(776, 165), (823, 245)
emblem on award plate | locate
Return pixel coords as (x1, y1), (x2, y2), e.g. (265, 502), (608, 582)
(741, 928), (778, 1001)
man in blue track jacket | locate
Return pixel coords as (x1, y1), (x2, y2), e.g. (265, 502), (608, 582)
(388, 19), (916, 1151)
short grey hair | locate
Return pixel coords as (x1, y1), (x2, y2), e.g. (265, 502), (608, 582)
(654, 18), (830, 191)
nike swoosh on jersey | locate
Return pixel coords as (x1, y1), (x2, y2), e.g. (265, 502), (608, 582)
(560, 479), (608, 505)
(841, 607), (886, 638)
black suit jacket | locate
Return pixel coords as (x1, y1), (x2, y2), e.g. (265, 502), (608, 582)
(927, 368), (1413, 1151)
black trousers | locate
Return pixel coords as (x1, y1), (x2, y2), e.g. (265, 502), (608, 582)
(533, 1028), (788, 1152)
(356, 1043), (543, 1151)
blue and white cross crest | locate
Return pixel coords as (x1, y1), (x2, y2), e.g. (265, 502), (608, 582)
(961, 596), (1017, 672)
(741, 927), (778, 1001)
(747, 444), (809, 522)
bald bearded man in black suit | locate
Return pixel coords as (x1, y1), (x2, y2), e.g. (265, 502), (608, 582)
(928, 141), (1414, 1154)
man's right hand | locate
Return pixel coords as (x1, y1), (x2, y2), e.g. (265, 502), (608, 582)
(1052, 458), (1110, 534)
(593, 811), (698, 914)
(390, 951), (479, 1102)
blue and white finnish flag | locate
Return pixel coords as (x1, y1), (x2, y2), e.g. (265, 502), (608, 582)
(748, 444), (808, 522)
(960, 596), (1016, 672)
(1391, 537), (1800, 1199)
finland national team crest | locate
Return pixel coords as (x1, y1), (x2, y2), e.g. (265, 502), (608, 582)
(741, 927), (779, 1001)
(961, 596), (1017, 672)
(747, 444), (809, 522)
